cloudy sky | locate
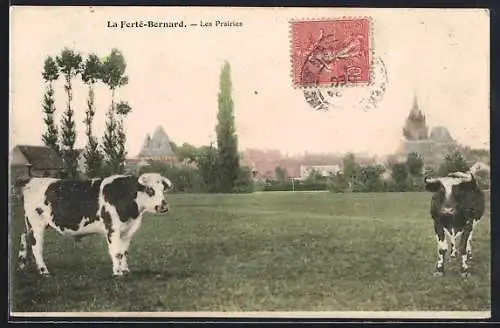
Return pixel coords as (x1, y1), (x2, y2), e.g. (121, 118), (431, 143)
(10, 7), (490, 157)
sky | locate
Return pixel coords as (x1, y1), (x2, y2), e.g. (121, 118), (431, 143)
(10, 7), (490, 157)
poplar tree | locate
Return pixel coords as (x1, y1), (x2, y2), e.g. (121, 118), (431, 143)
(41, 56), (60, 154)
(100, 49), (130, 174)
(215, 62), (240, 192)
(56, 48), (82, 179)
(81, 54), (104, 177)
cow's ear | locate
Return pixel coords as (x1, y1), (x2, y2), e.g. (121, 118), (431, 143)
(138, 174), (149, 186)
(162, 178), (173, 191)
(424, 176), (442, 192)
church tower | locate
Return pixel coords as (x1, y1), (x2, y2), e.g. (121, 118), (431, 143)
(402, 92), (429, 140)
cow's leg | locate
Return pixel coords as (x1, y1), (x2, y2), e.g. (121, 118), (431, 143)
(446, 228), (458, 259)
(459, 222), (474, 278)
(466, 220), (478, 261)
(106, 231), (126, 277)
(119, 219), (142, 274)
(18, 216), (34, 271)
(453, 230), (463, 259)
(17, 219), (30, 271)
(29, 219), (49, 276)
(119, 239), (132, 274)
(434, 221), (447, 277)
(18, 232), (28, 271)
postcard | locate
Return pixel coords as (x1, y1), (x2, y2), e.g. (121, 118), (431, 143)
(9, 6), (490, 319)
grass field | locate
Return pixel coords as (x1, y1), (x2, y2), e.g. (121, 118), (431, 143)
(9, 191), (490, 313)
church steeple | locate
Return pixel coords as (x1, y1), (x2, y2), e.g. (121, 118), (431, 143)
(403, 91), (429, 140)
(411, 91), (419, 115)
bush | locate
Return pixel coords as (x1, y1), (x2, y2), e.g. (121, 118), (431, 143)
(327, 172), (349, 193)
(139, 161), (207, 193)
(262, 179), (328, 192)
(232, 166), (254, 193)
(390, 162), (410, 192)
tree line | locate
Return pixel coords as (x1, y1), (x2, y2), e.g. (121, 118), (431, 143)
(259, 150), (490, 193)
(41, 48), (131, 178)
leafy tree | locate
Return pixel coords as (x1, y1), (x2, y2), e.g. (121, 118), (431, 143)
(390, 162), (410, 191)
(438, 151), (470, 176)
(305, 169), (325, 182)
(176, 143), (200, 163)
(81, 54), (104, 177)
(354, 165), (385, 192)
(139, 160), (205, 193)
(100, 49), (130, 174)
(328, 172), (349, 192)
(169, 141), (178, 154)
(56, 48), (82, 178)
(406, 152), (424, 177)
(115, 101), (132, 173)
(196, 144), (219, 192)
(215, 62), (240, 192)
(101, 109), (119, 175)
(41, 56), (60, 155)
(233, 166), (254, 193)
(342, 153), (361, 191)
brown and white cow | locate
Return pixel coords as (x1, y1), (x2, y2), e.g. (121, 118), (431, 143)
(424, 171), (485, 278)
(15, 173), (173, 277)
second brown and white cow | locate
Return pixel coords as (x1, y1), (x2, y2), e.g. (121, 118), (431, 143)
(16, 173), (173, 277)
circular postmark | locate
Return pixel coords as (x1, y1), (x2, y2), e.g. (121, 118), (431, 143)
(302, 56), (388, 112)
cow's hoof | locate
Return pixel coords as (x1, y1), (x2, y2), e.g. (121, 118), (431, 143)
(433, 271), (444, 277)
(38, 268), (50, 277)
(467, 253), (473, 261)
(461, 270), (470, 280)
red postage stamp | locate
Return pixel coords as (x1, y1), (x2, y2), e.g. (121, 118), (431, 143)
(290, 18), (372, 88)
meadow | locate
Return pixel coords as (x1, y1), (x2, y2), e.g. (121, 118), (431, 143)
(9, 191), (491, 313)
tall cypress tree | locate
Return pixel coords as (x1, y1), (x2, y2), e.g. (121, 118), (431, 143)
(41, 56), (60, 155)
(81, 54), (104, 177)
(115, 101), (132, 173)
(215, 62), (240, 192)
(56, 48), (82, 179)
(100, 49), (130, 174)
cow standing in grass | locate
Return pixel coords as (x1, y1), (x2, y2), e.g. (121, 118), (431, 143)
(15, 173), (173, 277)
(424, 171), (485, 278)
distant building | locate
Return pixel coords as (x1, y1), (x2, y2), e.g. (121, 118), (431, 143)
(11, 145), (65, 180)
(403, 93), (429, 141)
(137, 126), (177, 162)
(122, 126), (179, 173)
(300, 164), (341, 180)
(396, 93), (457, 167)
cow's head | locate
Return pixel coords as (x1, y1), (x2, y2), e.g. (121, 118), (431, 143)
(136, 173), (173, 214)
(424, 171), (476, 216)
